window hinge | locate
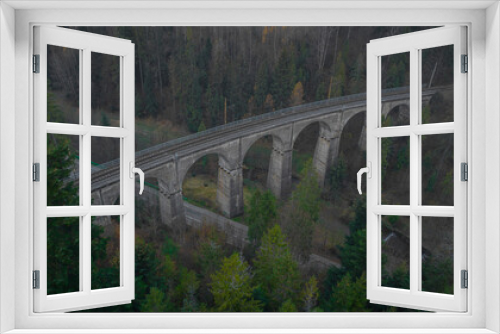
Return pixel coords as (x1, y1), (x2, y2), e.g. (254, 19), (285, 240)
(33, 163), (40, 182)
(33, 270), (40, 289)
(33, 54), (40, 73)
(461, 162), (468, 181)
(461, 54), (468, 73)
(461, 270), (468, 289)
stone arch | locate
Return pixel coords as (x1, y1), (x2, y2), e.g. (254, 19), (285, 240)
(341, 107), (365, 130)
(179, 152), (221, 210)
(240, 133), (284, 164)
(382, 100), (410, 124)
(339, 111), (366, 153)
(336, 111), (367, 189)
(177, 149), (232, 185)
(240, 134), (276, 205)
(382, 103), (410, 126)
(292, 119), (334, 147)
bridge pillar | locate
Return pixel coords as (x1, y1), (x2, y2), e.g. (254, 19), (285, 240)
(312, 130), (341, 187)
(216, 163), (244, 218)
(157, 162), (186, 230)
(267, 148), (293, 199)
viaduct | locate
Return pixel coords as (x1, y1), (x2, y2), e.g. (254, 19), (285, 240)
(88, 86), (446, 227)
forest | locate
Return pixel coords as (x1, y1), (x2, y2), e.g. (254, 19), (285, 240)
(46, 26), (455, 312)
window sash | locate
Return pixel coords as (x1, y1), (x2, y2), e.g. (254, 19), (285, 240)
(366, 26), (467, 312)
(33, 26), (136, 313)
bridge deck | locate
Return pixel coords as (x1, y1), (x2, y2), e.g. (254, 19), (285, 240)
(82, 86), (447, 191)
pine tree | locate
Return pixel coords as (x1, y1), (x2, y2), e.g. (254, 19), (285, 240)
(253, 225), (301, 311)
(141, 287), (170, 312)
(283, 159), (322, 261)
(210, 253), (262, 312)
(340, 196), (367, 278)
(349, 54), (366, 94)
(330, 272), (368, 312)
(272, 47), (296, 109)
(301, 276), (319, 312)
(331, 51), (347, 97)
(254, 61), (269, 109)
(278, 299), (298, 312)
(247, 190), (277, 245)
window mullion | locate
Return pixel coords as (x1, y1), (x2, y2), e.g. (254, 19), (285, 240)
(409, 47), (420, 294)
(82, 48), (92, 294)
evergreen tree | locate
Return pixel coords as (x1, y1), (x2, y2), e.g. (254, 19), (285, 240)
(315, 81), (327, 101)
(339, 196), (367, 278)
(279, 299), (298, 312)
(301, 276), (319, 312)
(173, 267), (200, 308)
(254, 61), (269, 109)
(330, 272), (368, 312)
(272, 47), (296, 109)
(253, 225), (301, 311)
(210, 253), (262, 312)
(331, 51), (347, 97)
(247, 190), (277, 245)
(143, 69), (159, 118)
(349, 54), (366, 94)
(141, 287), (170, 312)
(329, 153), (347, 194)
(283, 159), (322, 261)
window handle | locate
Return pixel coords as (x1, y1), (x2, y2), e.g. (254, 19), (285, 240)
(357, 162), (371, 195)
(129, 162), (144, 195)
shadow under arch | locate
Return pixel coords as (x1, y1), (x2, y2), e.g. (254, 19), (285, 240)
(181, 153), (221, 213)
(383, 104), (410, 127)
(241, 135), (274, 207)
(291, 122), (321, 179)
(336, 111), (367, 195)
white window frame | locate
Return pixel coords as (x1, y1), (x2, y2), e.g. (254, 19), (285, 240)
(366, 26), (467, 312)
(1, 1), (499, 333)
(33, 26), (136, 313)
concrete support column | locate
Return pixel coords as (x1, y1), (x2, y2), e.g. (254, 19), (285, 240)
(158, 180), (186, 227)
(267, 148), (293, 199)
(216, 164), (244, 218)
(312, 132), (340, 186)
(157, 162), (186, 228)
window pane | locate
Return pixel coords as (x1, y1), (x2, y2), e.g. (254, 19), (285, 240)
(381, 215), (410, 290)
(91, 52), (120, 126)
(47, 45), (80, 124)
(47, 134), (80, 206)
(421, 133), (454, 206)
(91, 136), (121, 205)
(421, 45), (454, 124)
(421, 217), (453, 294)
(92, 216), (121, 290)
(381, 137), (410, 205)
(381, 52), (410, 127)
(47, 217), (80, 295)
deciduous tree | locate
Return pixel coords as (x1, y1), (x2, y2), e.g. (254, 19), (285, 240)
(210, 253), (262, 312)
